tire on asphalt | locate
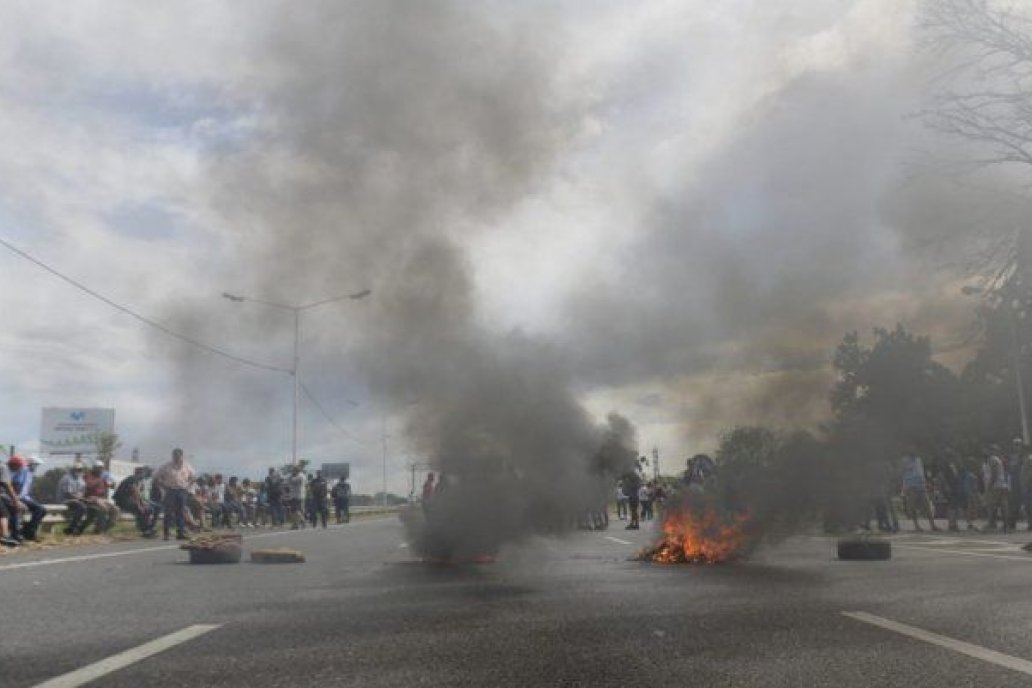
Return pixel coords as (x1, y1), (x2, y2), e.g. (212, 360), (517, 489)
(837, 538), (891, 561)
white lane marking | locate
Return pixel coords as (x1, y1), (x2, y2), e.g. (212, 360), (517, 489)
(894, 544), (1032, 562)
(0, 517), (392, 572)
(842, 611), (1032, 677)
(604, 536), (632, 545)
(0, 545), (175, 572)
(32, 624), (221, 688)
(398, 542), (409, 548)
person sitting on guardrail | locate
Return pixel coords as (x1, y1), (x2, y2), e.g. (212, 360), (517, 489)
(209, 474), (229, 528)
(0, 470), (19, 548)
(9, 456), (47, 542)
(113, 465), (158, 538)
(84, 462), (120, 534)
(56, 463), (97, 536)
(0, 457), (26, 545)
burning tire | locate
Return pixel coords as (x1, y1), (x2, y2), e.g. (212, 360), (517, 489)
(837, 537), (891, 561)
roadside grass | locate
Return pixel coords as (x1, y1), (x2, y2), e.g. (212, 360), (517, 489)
(0, 508), (398, 557)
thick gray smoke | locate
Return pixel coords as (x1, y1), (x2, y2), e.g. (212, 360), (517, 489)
(148, 1), (1032, 547)
(156, 1), (637, 553)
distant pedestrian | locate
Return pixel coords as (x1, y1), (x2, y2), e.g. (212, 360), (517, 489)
(332, 477), (351, 524)
(615, 482), (628, 520)
(622, 470), (641, 530)
(901, 453), (938, 532)
(983, 446), (1011, 533)
(309, 471), (329, 528)
(961, 461), (981, 530)
(286, 466), (305, 530)
(421, 472), (436, 517)
(934, 454), (963, 532)
(265, 468), (284, 527)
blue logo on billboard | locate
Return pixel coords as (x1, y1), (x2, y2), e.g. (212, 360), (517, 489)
(69, 411), (85, 421)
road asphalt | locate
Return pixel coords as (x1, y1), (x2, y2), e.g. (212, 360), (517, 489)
(4, 516), (1032, 687)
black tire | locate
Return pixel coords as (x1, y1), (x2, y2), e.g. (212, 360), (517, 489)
(189, 548), (243, 564)
(837, 538), (891, 561)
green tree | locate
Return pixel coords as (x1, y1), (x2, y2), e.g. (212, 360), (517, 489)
(830, 324), (964, 457)
(95, 432), (122, 470)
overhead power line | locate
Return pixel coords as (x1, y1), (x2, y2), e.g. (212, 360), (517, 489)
(0, 235), (291, 374)
(299, 381), (369, 446)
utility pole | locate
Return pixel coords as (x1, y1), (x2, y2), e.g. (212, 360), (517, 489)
(381, 418), (388, 508)
(222, 288), (370, 465)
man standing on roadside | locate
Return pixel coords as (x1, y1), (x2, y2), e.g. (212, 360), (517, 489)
(309, 470), (329, 529)
(287, 465), (306, 530)
(983, 445), (1012, 533)
(332, 476), (351, 524)
(153, 448), (195, 540)
(265, 468), (284, 527)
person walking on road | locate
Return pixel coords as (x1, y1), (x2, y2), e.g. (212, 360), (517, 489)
(154, 448), (195, 540)
(901, 453), (938, 532)
(983, 446), (1012, 533)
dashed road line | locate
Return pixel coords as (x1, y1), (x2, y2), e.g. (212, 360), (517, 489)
(843, 611), (1032, 677)
(32, 624), (222, 688)
(894, 544), (1032, 562)
(604, 536), (632, 545)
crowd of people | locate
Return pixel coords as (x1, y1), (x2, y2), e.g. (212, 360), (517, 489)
(0, 448), (354, 548)
(615, 474), (667, 531)
(867, 438), (1032, 534)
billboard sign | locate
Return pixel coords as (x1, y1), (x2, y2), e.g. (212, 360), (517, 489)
(40, 407), (115, 455)
(321, 462), (350, 479)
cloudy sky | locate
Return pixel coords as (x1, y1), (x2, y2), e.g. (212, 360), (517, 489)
(1, 0), (1025, 492)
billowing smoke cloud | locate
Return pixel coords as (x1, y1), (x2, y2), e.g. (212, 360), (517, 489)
(154, 1), (640, 552)
(147, 0), (1032, 540)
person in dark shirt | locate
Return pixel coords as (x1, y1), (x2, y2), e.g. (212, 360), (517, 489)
(309, 471), (329, 529)
(113, 466), (158, 537)
(621, 470), (642, 530)
(332, 478), (351, 524)
(265, 468), (284, 527)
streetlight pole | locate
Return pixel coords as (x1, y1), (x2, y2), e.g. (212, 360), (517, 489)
(223, 288), (371, 465)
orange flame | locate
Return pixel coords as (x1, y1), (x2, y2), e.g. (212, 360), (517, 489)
(646, 505), (750, 564)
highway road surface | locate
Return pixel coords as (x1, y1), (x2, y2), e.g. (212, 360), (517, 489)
(4, 516), (1032, 687)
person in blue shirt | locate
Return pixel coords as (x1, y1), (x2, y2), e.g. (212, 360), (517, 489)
(901, 453), (939, 532)
(8, 456), (47, 541)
